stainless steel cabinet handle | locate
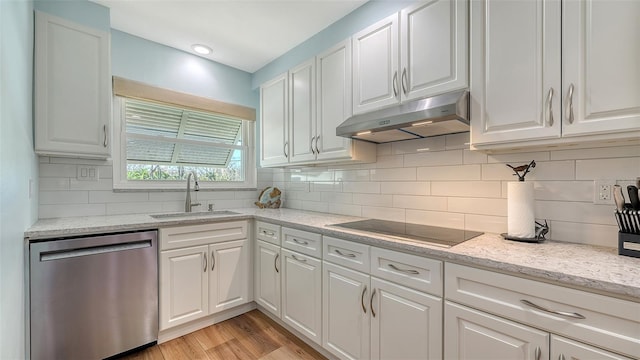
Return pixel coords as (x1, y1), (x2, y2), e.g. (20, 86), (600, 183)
(546, 88), (554, 127)
(565, 83), (575, 124)
(274, 253), (280, 273)
(334, 249), (356, 258)
(203, 252), (207, 272)
(370, 288), (377, 318)
(392, 71), (398, 97)
(291, 254), (307, 263)
(534, 346), (541, 360)
(559, 354), (566, 360)
(520, 299), (586, 319)
(388, 263), (420, 275)
(103, 125), (108, 147)
(315, 136), (320, 154)
(361, 286), (367, 314)
(311, 136), (316, 155)
(211, 251), (215, 271)
(401, 68), (408, 95)
(262, 230), (275, 237)
(284, 142), (289, 158)
(293, 238), (309, 246)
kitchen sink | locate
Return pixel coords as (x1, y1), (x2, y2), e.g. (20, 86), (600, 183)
(150, 210), (240, 219)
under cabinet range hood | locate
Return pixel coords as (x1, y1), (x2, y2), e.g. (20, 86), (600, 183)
(336, 90), (470, 143)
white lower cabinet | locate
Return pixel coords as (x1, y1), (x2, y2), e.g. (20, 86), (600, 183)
(255, 239), (281, 317)
(551, 335), (634, 360)
(445, 301), (549, 360)
(281, 248), (322, 345)
(159, 222), (250, 331)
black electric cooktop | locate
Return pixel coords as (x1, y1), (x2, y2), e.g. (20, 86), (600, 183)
(330, 219), (483, 248)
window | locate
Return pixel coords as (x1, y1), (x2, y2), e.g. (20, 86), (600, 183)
(113, 96), (256, 190)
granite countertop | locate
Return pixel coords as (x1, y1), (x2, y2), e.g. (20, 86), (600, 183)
(25, 208), (640, 301)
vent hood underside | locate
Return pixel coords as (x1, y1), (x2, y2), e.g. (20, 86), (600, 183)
(336, 90), (469, 144)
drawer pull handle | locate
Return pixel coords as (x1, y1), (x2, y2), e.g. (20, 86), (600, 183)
(335, 249), (356, 258)
(370, 288), (377, 318)
(262, 230), (275, 237)
(520, 299), (586, 320)
(292, 238), (309, 246)
(534, 346), (541, 360)
(361, 286), (367, 314)
(203, 253), (207, 273)
(559, 355), (566, 360)
(388, 263), (419, 275)
(275, 253), (280, 273)
(211, 251), (215, 271)
(291, 254), (307, 263)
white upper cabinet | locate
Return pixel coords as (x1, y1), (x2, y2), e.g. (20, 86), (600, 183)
(470, 0), (562, 145)
(288, 59), (317, 164)
(353, 0), (468, 114)
(34, 11), (112, 159)
(353, 13), (400, 114)
(400, 0), (468, 101)
(260, 72), (289, 166)
(562, 0), (640, 137)
(471, 0), (640, 148)
(316, 39), (355, 161)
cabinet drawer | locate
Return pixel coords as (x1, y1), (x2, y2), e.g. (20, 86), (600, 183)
(160, 221), (248, 250)
(255, 221), (281, 245)
(370, 247), (442, 296)
(282, 227), (322, 258)
(323, 236), (370, 273)
(445, 263), (640, 358)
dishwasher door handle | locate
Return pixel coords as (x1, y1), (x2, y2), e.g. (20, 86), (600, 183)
(39, 240), (152, 261)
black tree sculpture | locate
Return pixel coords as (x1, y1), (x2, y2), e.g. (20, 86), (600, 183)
(506, 160), (536, 182)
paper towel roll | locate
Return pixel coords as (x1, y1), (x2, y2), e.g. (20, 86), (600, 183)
(507, 182), (535, 238)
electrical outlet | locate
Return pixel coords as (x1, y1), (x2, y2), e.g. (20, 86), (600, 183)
(593, 180), (616, 205)
(77, 166), (99, 181)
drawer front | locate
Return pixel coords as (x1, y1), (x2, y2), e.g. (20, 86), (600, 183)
(370, 247), (442, 296)
(445, 262), (640, 358)
(255, 221), (281, 245)
(282, 227), (322, 258)
(160, 221), (248, 250)
(323, 236), (370, 273)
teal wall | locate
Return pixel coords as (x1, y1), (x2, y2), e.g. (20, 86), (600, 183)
(251, 0), (414, 89)
(0, 0), (38, 358)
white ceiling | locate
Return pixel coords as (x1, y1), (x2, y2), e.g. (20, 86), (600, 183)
(92, 0), (368, 73)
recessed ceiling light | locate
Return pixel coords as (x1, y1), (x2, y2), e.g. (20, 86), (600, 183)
(191, 44), (212, 55)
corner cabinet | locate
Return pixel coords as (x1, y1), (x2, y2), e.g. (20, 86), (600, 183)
(34, 11), (111, 159)
(471, 0), (640, 149)
(352, 0), (468, 114)
(260, 73), (288, 167)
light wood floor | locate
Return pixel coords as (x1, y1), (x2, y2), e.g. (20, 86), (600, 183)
(120, 310), (327, 360)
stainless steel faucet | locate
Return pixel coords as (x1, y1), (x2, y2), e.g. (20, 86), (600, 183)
(185, 172), (201, 212)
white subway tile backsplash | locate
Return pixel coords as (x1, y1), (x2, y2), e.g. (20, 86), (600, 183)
(49, 156), (112, 166)
(576, 157), (640, 180)
(106, 202), (162, 215)
(39, 156), (50, 163)
(39, 178), (70, 191)
(404, 150), (463, 167)
(381, 181), (430, 195)
(448, 197), (507, 216)
(328, 203), (362, 217)
(370, 155), (404, 169)
(535, 201), (616, 226)
(463, 149), (488, 164)
(148, 191), (189, 201)
(392, 195), (447, 211)
(445, 132), (470, 150)
(39, 163), (77, 178)
(320, 192), (353, 204)
(532, 181), (593, 202)
(377, 143), (392, 156)
(551, 145), (640, 160)
(549, 221), (618, 247)
(417, 165), (481, 181)
(353, 193), (393, 207)
(39, 191), (88, 205)
(431, 181), (502, 198)
(487, 151), (550, 164)
(464, 214), (507, 233)
(302, 201), (329, 213)
(392, 137), (446, 154)
(311, 182), (342, 192)
(335, 169), (370, 182)
(89, 191), (149, 203)
(482, 160), (575, 181)
(39, 204), (106, 218)
(362, 206), (405, 222)
(235, 191), (260, 200)
(343, 182), (380, 194)
(405, 209), (465, 228)
(69, 178), (114, 191)
(370, 167), (416, 181)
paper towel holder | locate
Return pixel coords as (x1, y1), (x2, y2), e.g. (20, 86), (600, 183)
(501, 220), (549, 243)
(507, 160), (536, 181)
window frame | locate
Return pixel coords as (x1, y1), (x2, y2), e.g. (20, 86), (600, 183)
(112, 96), (256, 190)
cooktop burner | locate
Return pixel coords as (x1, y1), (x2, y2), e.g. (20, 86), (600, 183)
(330, 219), (483, 248)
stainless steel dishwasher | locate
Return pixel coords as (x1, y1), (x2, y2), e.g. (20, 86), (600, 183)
(30, 230), (158, 360)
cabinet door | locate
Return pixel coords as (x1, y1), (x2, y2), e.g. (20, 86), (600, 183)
(255, 240), (281, 317)
(551, 335), (633, 360)
(281, 249), (322, 345)
(34, 11), (111, 158)
(562, 0), (640, 136)
(160, 245), (209, 330)
(260, 72), (289, 166)
(400, 0), (468, 101)
(370, 277), (442, 360)
(323, 261), (370, 360)
(288, 59), (317, 164)
(470, 0), (561, 146)
(316, 39), (354, 161)
(353, 13), (400, 114)
(209, 239), (249, 314)
(445, 301), (549, 360)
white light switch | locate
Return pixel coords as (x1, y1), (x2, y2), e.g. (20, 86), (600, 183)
(77, 166), (99, 181)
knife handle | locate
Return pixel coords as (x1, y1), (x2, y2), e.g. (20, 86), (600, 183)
(628, 185), (640, 210)
(613, 185), (625, 211)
